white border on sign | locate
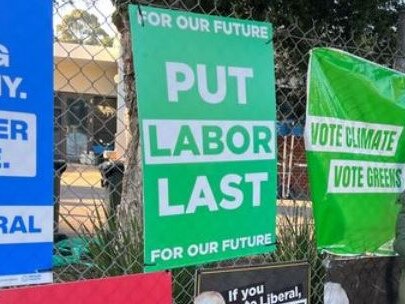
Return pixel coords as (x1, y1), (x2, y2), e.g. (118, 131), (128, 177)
(0, 272), (53, 288)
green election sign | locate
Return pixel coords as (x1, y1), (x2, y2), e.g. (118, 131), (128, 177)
(129, 5), (277, 271)
(305, 48), (405, 254)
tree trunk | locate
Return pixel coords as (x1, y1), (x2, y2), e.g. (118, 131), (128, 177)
(112, 8), (143, 232)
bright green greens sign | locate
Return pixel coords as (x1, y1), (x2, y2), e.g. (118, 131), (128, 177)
(129, 5), (277, 271)
(305, 48), (405, 254)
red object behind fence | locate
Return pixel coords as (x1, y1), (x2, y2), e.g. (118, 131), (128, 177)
(0, 272), (172, 303)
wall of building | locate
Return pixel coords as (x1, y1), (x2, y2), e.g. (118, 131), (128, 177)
(55, 60), (117, 97)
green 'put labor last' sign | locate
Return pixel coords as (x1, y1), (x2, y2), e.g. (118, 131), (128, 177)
(129, 5), (277, 271)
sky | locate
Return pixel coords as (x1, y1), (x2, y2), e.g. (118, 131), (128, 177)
(54, 0), (117, 36)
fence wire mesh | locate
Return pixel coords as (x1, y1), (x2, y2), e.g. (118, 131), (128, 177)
(52, 1), (400, 303)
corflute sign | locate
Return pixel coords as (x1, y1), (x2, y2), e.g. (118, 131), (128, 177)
(129, 5), (277, 271)
(0, 272), (172, 304)
(0, 1), (53, 287)
(305, 48), (405, 254)
(196, 263), (310, 304)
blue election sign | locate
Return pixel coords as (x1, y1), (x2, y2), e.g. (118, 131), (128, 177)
(0, 1), (53, 287)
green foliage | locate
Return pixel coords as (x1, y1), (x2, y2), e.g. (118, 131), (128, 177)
(56, 9), (114, 46)
(63, 205), (195, 304)
(62, 200), (322, 302)
(272, 201), (324, 303)
(63, 205), (143, 277)
(172, 267), (196, 304)
(111, 0), (399, 35)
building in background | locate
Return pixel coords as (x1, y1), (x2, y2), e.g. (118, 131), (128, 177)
(54, 42), (119, 163)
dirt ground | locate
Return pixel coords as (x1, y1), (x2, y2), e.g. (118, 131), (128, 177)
(57, 163), (106, 235)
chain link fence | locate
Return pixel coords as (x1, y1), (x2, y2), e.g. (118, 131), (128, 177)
(52, 1), (400, 303)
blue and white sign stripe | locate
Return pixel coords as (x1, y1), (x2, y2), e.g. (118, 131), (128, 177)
(0, 1), (53, 287)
